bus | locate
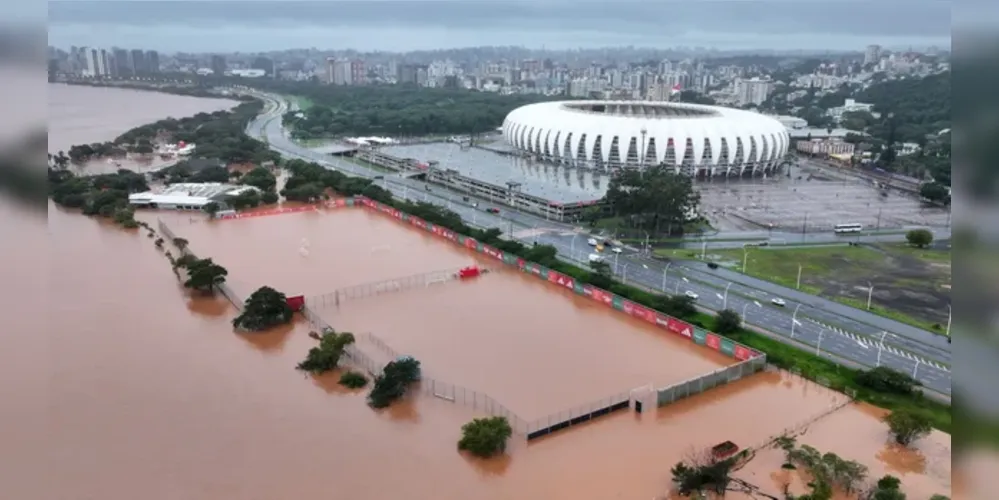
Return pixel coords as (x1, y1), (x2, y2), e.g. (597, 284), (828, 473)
(833, 223), (864, 234)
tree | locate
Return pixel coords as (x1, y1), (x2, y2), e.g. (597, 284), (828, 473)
(883, 409), (932, 446)
(172, 237), (189, 251)
(367, 356), (422, 408)
(715, 309), (742, 334)
(457, 416), (513, 458)
(670, 450), (738, 496)
(862, 475), (907, 500)
(181, 257), (228, 293)
(787, 443), (868, 498)
(855, 366), (920, 396)
(658, 294), (697, 318)
(296, 328), (355, 374)
(260, 190), (279, 204)
(339, 371), (368, 388)
(919, 182), (950, 205)
(603, 164), (701, 236)
(203, 201), (221, 217)
(240, 166), (277, 192)
(905, 229), (934, 248)
(232, 286), (294, 331)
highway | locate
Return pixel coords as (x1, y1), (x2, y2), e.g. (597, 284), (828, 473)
(245, 92), (952, 396)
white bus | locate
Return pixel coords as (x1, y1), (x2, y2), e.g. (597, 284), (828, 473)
(833, 223), (864, 234)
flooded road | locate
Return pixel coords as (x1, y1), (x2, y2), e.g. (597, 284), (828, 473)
(30, 85), (952, 500)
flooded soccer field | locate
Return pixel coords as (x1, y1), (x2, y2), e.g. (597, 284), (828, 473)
(160, 206), (736, 420)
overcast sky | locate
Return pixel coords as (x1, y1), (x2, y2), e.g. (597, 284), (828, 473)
(48, 1), (953, 53)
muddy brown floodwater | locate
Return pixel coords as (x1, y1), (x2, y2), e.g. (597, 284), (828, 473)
(164, 207), (735, 419)
(34, 86), (952, 500)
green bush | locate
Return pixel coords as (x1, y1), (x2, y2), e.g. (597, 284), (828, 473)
(458, 416), (513, 457)
(367, 356), (421, 408)
(338, 370), (368, 389)
(296, 330), (355, 374)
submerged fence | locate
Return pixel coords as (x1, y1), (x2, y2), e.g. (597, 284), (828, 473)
(306, 267), (464, 308)
(653, 355), (768, 408)
(158, 218), (244, 310)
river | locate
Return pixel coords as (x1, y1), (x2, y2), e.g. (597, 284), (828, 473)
(20, 85), (951, 500)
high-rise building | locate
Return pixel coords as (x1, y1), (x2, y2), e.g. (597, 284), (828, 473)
(397, 64), (419, 84)
(131, 49), (146, 74)
(864, 45), (882, 65)
(252, 56), (274, 77)
(113, 48), (132, 77)
(350, 60), (366, 85)
(211, 55), (227, 76)
(735, 77), (772, 106)
(145, 50), (160, 73)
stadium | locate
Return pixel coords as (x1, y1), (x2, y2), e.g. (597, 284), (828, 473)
(501, 101), (791, 177)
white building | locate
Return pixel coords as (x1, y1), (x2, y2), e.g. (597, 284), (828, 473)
(865, 45), (882, 65)
(827, 98), (879, 122)
(128, 183), (260, 210)
(735, 77), (772, 106)
(81, 47), (110, 78)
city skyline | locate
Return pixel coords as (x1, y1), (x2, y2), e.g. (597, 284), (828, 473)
(48, 1), (952, 53)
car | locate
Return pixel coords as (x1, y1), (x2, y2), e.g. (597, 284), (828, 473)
(486, 207), (500, 214)
(588, 253), (604, 263)
(685, 290), (699, 300)
(612, 247), (623, 254)
(587, 238), (598, 246)
(771, 298), (786, 307)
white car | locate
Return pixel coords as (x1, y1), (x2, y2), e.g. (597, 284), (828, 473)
(587, 238), (598, 246)
(612, 247), (623, 254)
(685, 290), (699, 300)
(588, 253), (604, 263)
(771, 297), (787, 307)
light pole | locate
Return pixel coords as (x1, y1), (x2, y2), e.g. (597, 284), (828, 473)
(701, 238), (708, 260)
(715, 282), (732, 309)
(622, 263), (629, 283)
(815, 329), (825, 356)
(661, 262), (672, 292)
(866, 281), (874, 310)
(912, 358), (921, 378)
(791, 303), (802, 338)
(946, 304), (952, 338)
(796, 264), (803, 290)
(742, 245), (750, 273)
(876, 331), (888, 367)
(639, 127), (647, 169)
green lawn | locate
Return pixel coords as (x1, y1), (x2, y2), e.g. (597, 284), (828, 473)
(670, 244), (951, 333)
(284, 94), (315, 111)
(591, 216), (712, 239)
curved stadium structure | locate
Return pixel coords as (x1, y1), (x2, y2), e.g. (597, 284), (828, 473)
(501, 101), (790, 177)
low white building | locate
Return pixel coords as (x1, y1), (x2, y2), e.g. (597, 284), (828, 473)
(129, 183), (259, 210)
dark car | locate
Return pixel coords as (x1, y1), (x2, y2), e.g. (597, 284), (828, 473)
(486, 208), (500, 214)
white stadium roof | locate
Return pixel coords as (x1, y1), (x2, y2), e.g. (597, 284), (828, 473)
(502, 101), (790, 175)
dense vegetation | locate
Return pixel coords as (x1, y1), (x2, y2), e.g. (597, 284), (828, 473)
(367, 357), (422, 408)
(232, 286), (294, 331)
(273, 84), (561, 138)
(599, 164), (702, 237)
(296, 328), (356, 374)
(281, 159), (951, 433)
(48, 168), (148, 228)
(458, 417), (513, 458)
(856, 72), (951, 144)
(174, 254), (229, 293)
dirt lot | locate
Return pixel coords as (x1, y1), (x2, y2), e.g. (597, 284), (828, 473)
(704, 243), (951, 330)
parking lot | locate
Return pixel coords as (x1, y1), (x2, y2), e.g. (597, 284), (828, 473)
(698, 164), (950, 233)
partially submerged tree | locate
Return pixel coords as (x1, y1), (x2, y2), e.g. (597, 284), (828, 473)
(458, 416), (513, 458)
(232, 286), (294, 331)
(367, 356), (422, 408)
(296, 328), (355, 374)
(883, 409), (932, 446)
(670, 449), (740, 497)
(173, 256), (228, 293)
(786, 443), (869, 498)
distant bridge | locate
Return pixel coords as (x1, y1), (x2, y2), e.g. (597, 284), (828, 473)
(305, 267), (473, 308)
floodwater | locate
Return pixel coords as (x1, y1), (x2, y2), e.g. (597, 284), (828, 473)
(163, 207), (734, 419)
(30, 85), (953, 500)
(47, 83), (239, 174)
(733, 402), (952, 499)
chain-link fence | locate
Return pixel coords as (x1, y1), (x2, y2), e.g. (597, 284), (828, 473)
(158, 218), (243, 309)
(524, 391), (632, 439)
(416, 378), (532, 434)
(305, 267), (464, 308)
(654, 354), (768, 407)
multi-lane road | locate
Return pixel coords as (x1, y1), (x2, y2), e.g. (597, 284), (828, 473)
(245, 92), (952, 396)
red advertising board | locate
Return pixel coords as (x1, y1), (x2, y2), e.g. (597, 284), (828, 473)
(734, 345), (753, 361)
(654, 312), (671, 330)
(410, 217), (426, 229)
(547, 271), (575, 290)
(440, 227), (457, 242)
(464, 238), (478, 250)
(628, 302), (657, 324)
(590, 287), (614, 306)
(666, 317), (693, 338)
(705, 333), (721, 351)
(516, 258), (526, 270)
(481, 245), (503, 261)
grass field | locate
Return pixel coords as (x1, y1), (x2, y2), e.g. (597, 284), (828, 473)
(284, 94), (315, 111)
(665, 243), (952, 333)
(591, 216), (712, 239)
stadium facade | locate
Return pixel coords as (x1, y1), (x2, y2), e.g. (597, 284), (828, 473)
(501, 101), (790, 177)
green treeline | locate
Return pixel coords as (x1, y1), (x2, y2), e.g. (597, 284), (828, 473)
(281, 159), (950, 433)
(266, 83), (562, 138)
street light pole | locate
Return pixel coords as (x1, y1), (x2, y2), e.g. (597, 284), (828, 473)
(912, 358), (921, 378)
(701, 238), (708, 260)
(723, 282), (732, 309)
(742, 246), (749, 273)
(742, 301), (762, 323)
(622, 264), (629, 283)
(867, 282), (874, 310)
(791, 304), (802, 338)
(946, 304), (952, 338)
(661, 262), (672, 292)
(796, 264), (802, 290)
(876, 331), (888, 367)
(815, 329), (825, 356)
